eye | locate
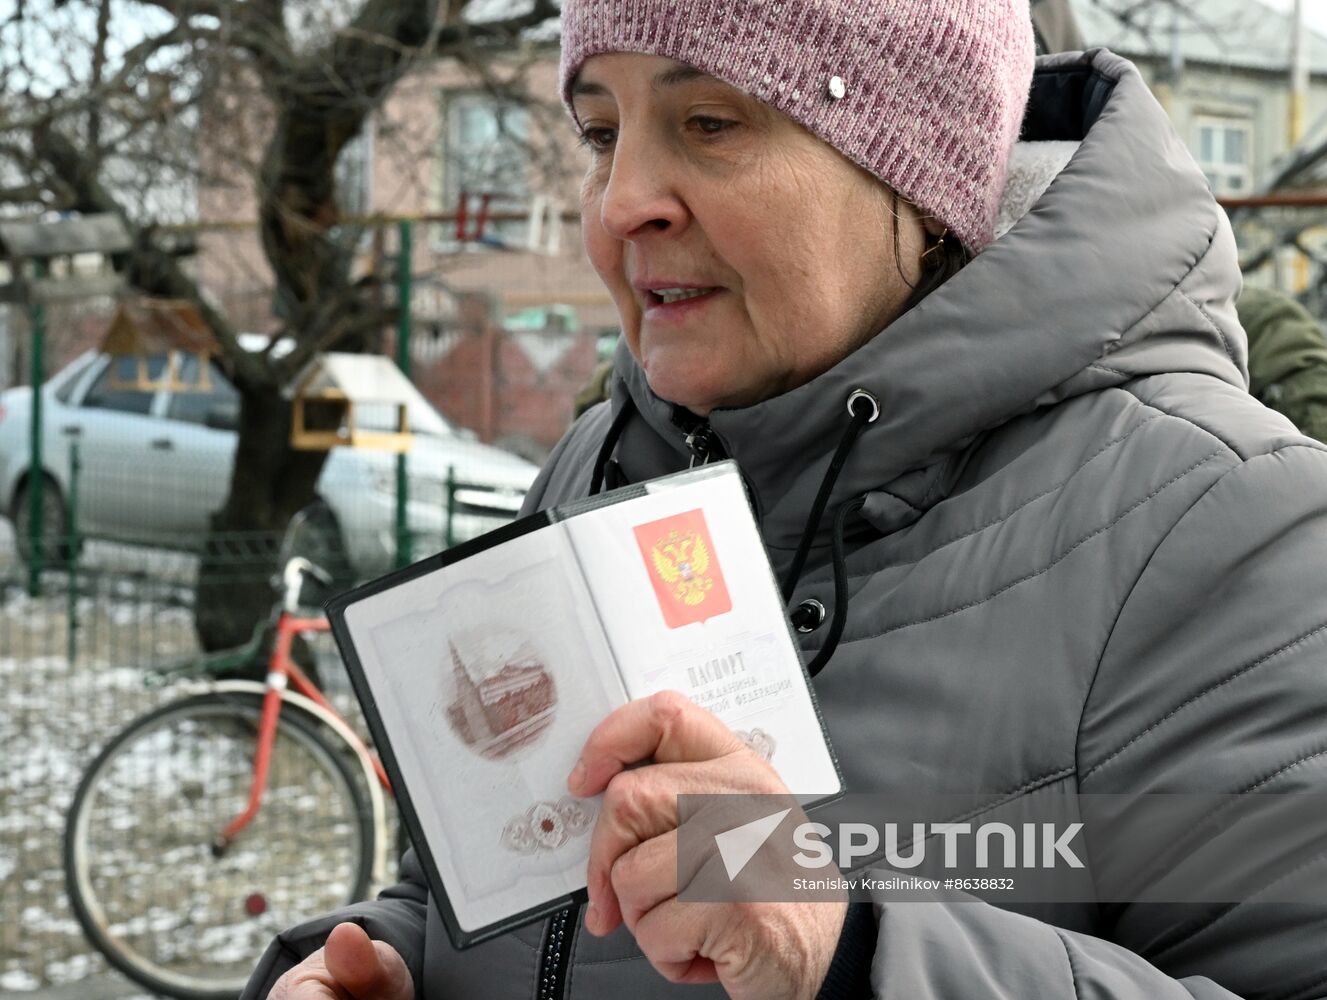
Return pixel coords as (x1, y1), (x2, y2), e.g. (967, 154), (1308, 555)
(577, 126), (617, 151)
(689, 115), (735, 136)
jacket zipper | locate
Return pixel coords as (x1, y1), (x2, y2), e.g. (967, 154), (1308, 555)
(534, 406), (740, 997)
(537, 904), (577, 1000)
(685, 423), (718, 467)
(537, 417), (718, 999)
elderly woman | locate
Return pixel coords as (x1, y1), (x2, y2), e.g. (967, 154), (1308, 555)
(245, 1), (1327, 998)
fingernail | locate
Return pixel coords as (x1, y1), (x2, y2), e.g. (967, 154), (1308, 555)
(585, 900), (599, 934)
(568, 760), (586, 792)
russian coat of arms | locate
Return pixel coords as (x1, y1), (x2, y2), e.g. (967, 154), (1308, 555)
(633, 508), (733, 628)
(651, 528), (715, 606)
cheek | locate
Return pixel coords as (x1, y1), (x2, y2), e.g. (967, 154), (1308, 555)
(731, 229), (830, 340)
(580, 197), (611, 274)
(579, 178), (613, 271)
(581, 206), (644, 357)
(739, 224), (892, 374)
(580, 205), (626, 298)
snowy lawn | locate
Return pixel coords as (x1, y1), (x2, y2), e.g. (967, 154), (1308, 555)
(1, 523), (388, 995)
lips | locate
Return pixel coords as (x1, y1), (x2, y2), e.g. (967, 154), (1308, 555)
(652, 287), (719, 305)
(634, 282), (723, 309)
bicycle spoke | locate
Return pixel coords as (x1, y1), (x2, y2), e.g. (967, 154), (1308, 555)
(66, 694), (372, 1000)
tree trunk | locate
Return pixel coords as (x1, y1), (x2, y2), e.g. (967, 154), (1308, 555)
(191, 0), (450, 651)
(23, 0), (560, 654)
(194, 379), (331, 650)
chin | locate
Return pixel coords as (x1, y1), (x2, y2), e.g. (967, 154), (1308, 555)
(644, 369), (762, 416)
(641, 360), (732, 414)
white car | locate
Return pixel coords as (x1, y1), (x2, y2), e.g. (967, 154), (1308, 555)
(0, 342), (540, 578)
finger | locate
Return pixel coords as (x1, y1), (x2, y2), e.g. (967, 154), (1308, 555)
(631, 898), (724, 985)
(269, 948), (347, 1000)
(569, 691), (746, 797)
(609, 829), (678, 932)
(322, 922), (414, 1000)
(585, 759), (758, 934)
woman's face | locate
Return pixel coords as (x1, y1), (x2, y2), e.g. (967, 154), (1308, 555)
(573, 54), (929, 415)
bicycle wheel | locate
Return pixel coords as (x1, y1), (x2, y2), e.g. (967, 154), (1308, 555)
(65, 692), (374, 1000)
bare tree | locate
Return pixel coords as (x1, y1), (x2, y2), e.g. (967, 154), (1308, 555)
(1, 0), (560, 650)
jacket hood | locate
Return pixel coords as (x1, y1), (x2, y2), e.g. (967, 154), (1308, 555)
(607, 49), (1247, 560)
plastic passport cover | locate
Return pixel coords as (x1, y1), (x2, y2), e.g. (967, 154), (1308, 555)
(331, 462), (842, 947)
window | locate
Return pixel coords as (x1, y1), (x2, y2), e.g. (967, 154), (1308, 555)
(166, 356), (241, 429)
(54, 353), (99, 404)
(1195, 117), (1253, 196)
(439, 91), (530, 246)
(80, 355), (165, 415)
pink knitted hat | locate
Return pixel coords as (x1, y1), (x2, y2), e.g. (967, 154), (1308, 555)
(560, 0), (1036, 252)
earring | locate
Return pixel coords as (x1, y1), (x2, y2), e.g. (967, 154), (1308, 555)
(921, 227), (949, 267)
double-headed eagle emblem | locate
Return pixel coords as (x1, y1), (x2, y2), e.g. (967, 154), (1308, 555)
(649, 529), (716, 607)
(634, 508), (732, 628)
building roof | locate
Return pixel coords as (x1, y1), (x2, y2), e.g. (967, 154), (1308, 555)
(1071, 0), (1327, 76)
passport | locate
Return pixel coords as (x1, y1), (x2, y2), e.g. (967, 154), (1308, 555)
(327, 462), (841, 949)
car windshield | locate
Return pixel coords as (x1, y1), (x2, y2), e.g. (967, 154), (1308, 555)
(52, 352), (100, 402)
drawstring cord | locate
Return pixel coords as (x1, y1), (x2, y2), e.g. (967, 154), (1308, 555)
(780, 390), (879, 602)
(806, 495), (867, 677)
(590, 396), (637, 496)
(589, 387), (878, 678)
(781, 389), (879, 677)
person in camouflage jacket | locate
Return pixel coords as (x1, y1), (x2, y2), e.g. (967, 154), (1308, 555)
(1239, 287), (1327, 445)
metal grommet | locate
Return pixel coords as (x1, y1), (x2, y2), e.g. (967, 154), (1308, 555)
(828, 76), (847, 100)
(847, 388), (880, 423)
(794, 598), (827, 633)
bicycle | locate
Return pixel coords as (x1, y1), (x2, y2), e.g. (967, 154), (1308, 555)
(64, 552), (395, 1000)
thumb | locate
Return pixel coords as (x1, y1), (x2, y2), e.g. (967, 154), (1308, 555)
(322, 922), (414, 1000)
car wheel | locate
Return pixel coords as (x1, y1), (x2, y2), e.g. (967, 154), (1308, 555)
(282, 501), (354, 594)
(12, 476), (76, 566)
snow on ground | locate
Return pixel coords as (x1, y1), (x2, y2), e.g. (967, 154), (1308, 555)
(0, 533), (386, 995)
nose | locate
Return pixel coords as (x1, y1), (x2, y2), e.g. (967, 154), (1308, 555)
(598, 132), (688, 241)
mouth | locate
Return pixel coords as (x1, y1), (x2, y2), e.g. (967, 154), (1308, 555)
(650, 286), (718, 305)
(644, 286), (722, 308)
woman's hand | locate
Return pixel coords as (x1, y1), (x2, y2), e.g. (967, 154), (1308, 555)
(268, 922), (413, 1000)
(568, 691), (846, 1000)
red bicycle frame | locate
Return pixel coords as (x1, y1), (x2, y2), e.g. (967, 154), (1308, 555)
(214, 609), (391, 852)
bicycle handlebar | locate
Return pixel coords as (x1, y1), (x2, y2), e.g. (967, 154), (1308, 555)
(280, 557), (334, 613)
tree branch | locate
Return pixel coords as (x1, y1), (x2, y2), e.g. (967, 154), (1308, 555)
(435, 0), (558, 57)
(29, 121), (266, 385)
(130, 0), (294, 77)
(88, 0), (112, 149)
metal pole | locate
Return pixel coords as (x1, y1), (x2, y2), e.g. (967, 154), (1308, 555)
(395, 219), (414, 568)
(1148, 1), (1184, 117)
(67, 439), (80, 663)
(1289, 0), (1311, 292)
(1290, 0), (1309, 147)
(27, 261), (47, 597)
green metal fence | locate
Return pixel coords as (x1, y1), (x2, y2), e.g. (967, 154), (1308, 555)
(0, 213), (598, 994)
(0, 440), (516, 994)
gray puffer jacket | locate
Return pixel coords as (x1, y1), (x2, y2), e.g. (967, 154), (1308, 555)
(243, 49), (1327, 1000)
